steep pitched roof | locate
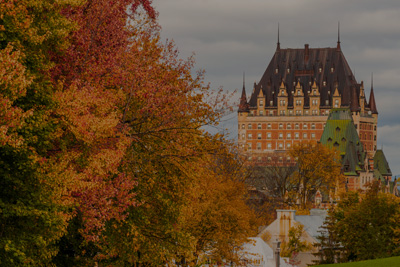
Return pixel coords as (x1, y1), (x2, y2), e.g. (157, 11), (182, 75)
(320, 108), (365, 175)
(247, 43), (364, 111)
(238, 77), (249, 112)
(368, 85), (378, 114)
(373, 149), (391, 176)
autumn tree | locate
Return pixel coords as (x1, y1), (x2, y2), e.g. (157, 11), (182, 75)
(288, 141), (344, 210)
(177, 143), (258, 266)
(0, 0), (78, 264)
(280, 224), (312, 258)
(0, 0), (155, 264)
(323, 183), (400, 262)
(2, 1), (256, 266)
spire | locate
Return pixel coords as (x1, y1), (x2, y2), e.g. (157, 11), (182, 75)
(369, 73), (378, 114)
(243, 72), (245, 89)
(277, 23), (280, 51)
(239, 72), (249, 112)
(337, 22), (341, 51)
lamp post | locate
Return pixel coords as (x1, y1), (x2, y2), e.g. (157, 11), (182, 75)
(275, 239), (281, 267)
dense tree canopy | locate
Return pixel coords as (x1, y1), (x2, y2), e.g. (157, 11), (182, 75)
(0, 0), (257, 266)
(316, 184), (400, 264)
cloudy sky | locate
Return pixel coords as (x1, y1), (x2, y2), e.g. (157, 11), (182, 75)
(152, 0), (400, 175)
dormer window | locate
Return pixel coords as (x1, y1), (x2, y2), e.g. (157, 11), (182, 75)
(281, 89), (284, 95)
(313, 90), (317, 95)
(259, 100), (263, 106)
(270, 100), (273, 106)
(287, 68), (290, 73)
(275, 68), (279, 74)
(331, 67), (334, 72)
(334, 142), (339, 147)
(297, 90), (301, 96)
(319, 67), (322, 73)
(323, 81), (327, 86)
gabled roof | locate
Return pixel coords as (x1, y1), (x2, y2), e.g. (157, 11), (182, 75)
(295, 213), (327, 240)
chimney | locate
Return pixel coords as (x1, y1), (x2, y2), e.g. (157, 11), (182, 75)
(304, 44), (309, 62)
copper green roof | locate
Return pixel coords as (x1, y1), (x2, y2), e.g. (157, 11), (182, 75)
(320, 108), (365, 175)
(373, 149), (392, 176)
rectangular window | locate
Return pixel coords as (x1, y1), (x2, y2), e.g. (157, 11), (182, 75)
(303, 123), (308, 129)
(267, 123), (271, 129)
(257, 133), (262, 139)
(267, 143), (271, 149)
(267, 132), (271, 139)
(279, 123), (283, 129)
(257, 143), (261, 150)
(295, 133), (299, 139)
(279, 133), (283, 139)
(311, 133), (316, 139)
(248, 133), (252, 139)
(287, 123), (292, 129)
(248, 124), (252, 129)
(303, 133), (308, 138)
(287, 133), (291, 139)
(259, 100), (263, 107)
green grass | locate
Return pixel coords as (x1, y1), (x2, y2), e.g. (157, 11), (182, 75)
(315, 256), (400, 267)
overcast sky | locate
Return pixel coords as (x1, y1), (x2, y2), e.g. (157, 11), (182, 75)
(152, 0), (400, 175)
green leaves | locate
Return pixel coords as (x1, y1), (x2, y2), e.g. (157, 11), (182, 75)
(323, 185), (400, 262)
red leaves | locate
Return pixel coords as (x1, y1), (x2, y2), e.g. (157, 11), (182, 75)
(132, 0), (157, 19)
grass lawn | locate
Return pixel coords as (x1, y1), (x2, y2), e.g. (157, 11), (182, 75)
(315, 256), (400, 267)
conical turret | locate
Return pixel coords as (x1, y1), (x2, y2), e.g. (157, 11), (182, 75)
(369, 74), (378, 114)
(238, 73), (249, 112)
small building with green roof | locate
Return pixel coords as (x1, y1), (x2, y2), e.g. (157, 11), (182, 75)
(320, 108), (395, 194)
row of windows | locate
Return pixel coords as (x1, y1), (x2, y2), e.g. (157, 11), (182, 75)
(274, 66), (334, 74)
(258, 99), (333, 108)
(253, 109), (330, 116)
(358, 133), (376, 141)
(241, 122), (320, 130)
(244, 132), (316, 140)
(359, 124), (377, 131)
(247, 142), (292, 150)
(248, 155), (292, 162)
